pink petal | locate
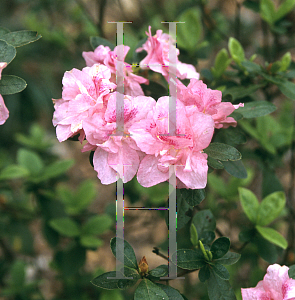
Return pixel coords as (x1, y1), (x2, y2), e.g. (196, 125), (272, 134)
(282, 278), (295, 300)
(0, 95), (9, 125)
(137, 155), (170, 187)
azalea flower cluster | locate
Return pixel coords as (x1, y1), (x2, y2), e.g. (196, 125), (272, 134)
(0, 62), (9, 125)
(53, 26), (243, 189)
(241, 264), (295, 300)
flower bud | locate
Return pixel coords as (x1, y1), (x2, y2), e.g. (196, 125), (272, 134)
(138, 256), (149, 275)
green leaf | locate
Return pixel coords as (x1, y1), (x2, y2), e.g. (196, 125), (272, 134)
(210, 237), (230, 259)
(0, 75), (27, 95)
(17, 148), (44, 176)
(254, 234), (278, 263)
(91, 271), (122, 290)
(148, 265), (169, 279)
(172, 249), (205, 270)
(0, 39), (16, 64)
(207, 157), (224, 170)
(256, 191), (286, 226)
(256, 225), (288, 249)
(42, 159), (74, 180)
(176, 188), (205, 207)
(141, 80), (168, 100)
(174, 192), (192, 230)
(241, 61), (262, 73)
(215, 252), (241, 265)
(2, 31), (41, 47)
(276, 0), (295, 22)
(279, 52), (292, 72)
(177, 7), (202, 51)
(80, 235), (103, 248)
(236, 101), (277, 118)
(75, 179), (97, 209)
(199, 265), (210, 282)
(212, 264), (230, 280)
(192, 210), (216, 239)
(134, 279), (169, 300)
(118, 267), (141, 289)
(223, 160), (247, 179)
(190, 223), (199, 247)
(49, 217), (81, 237)
(211, 48), (232, 78)
(204, 143), (241, 161)
(224, 84), (264, 100)
(260, 0), (276, 24)
(278, 80), (295, 100)
(82, 214), (113, 235)
(90, 36), (115, 50)
(0, 27), (10, 38)
(288, 265), (295, 279)
(239, 187), (259, 223)
(228, 37), (245, 63)
(155, 283), (185, 300)
(10, 260), (26, 288)
(110, 237), (138, 270)
(0, 165), (29, 180)
(207, 270), (237, 300)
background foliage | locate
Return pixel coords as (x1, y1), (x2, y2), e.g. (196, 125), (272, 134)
(0, 0), (295, 299)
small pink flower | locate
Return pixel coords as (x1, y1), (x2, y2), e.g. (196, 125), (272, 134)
(241, 264), (295, 300)
(128, 97), (214, 189)
(178, 79), (244, 129)
(83, 45), (148, 96)
(136, 26), (200, 81)
(0, 62), (9, 125)
(82, 92), (156, 184)
(52, 64), (116, 142)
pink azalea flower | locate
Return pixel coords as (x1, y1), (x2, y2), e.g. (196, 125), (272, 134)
(136, 26), (200, 81)
(128, 97), (215, 189)
(82, 45), (148, 97)
(241, 264), (295, 300)
(82, 92), (156, 184)
(0, 62), (9, 125)
(178, 79), (244, 129)
(52, 64), (116, 142)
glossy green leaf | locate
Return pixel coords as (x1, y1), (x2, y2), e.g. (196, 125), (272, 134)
(82, 214), (113, 235)
(224, 84), (264, 100)
(80, 235), (103, 248)
(256, 226), (288, 249)
(0, 27), (10, 38)
(260, 0), (276, 24)
(211, 48), (232, 78)
(236, 101), (277, 118)
(0, 165), (29, 180)
(241, 61), (261, 73)
(134, 279), (169, 300)
(0, 75), (27, 95)
(49, 217), (81, 237)
(155, 283), (185, 300)
(239, 187), (260, 223)
(228, 37), (245, 63)
(212, 263), (230, 280)
(199, 265), (210, 282)
(17, 148), (44, 176)
(118, 267), (141, 289)
(276, 0), (295, 22)
(278, 80), (295, 100)
(176, 188), (205, 207)
(214, 252), (241, 265)
(190, 223), (199, 247)
(207, 157), (224, 169)
(177, 7), (202, 51)
(91, 271), (122, 290)
(204, 143), (241, 161)
(90, 36), (115, 50)
(192, 210), (216, 239)
(207, 270), (237, 300)
(288, 265), (295, 279)
(0, 39), (16, 64)
(223, 160), (247, 179)
(256, 191), (286, 226)
(148, 265), (169, 279)
(172, 249), (205, 270)
(41, 159), (74, 180)
(110, 237), (138, 270)
(279, 52), (292, 71)
(2, 30), (41, 47)
(210, 237), (230, 259)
